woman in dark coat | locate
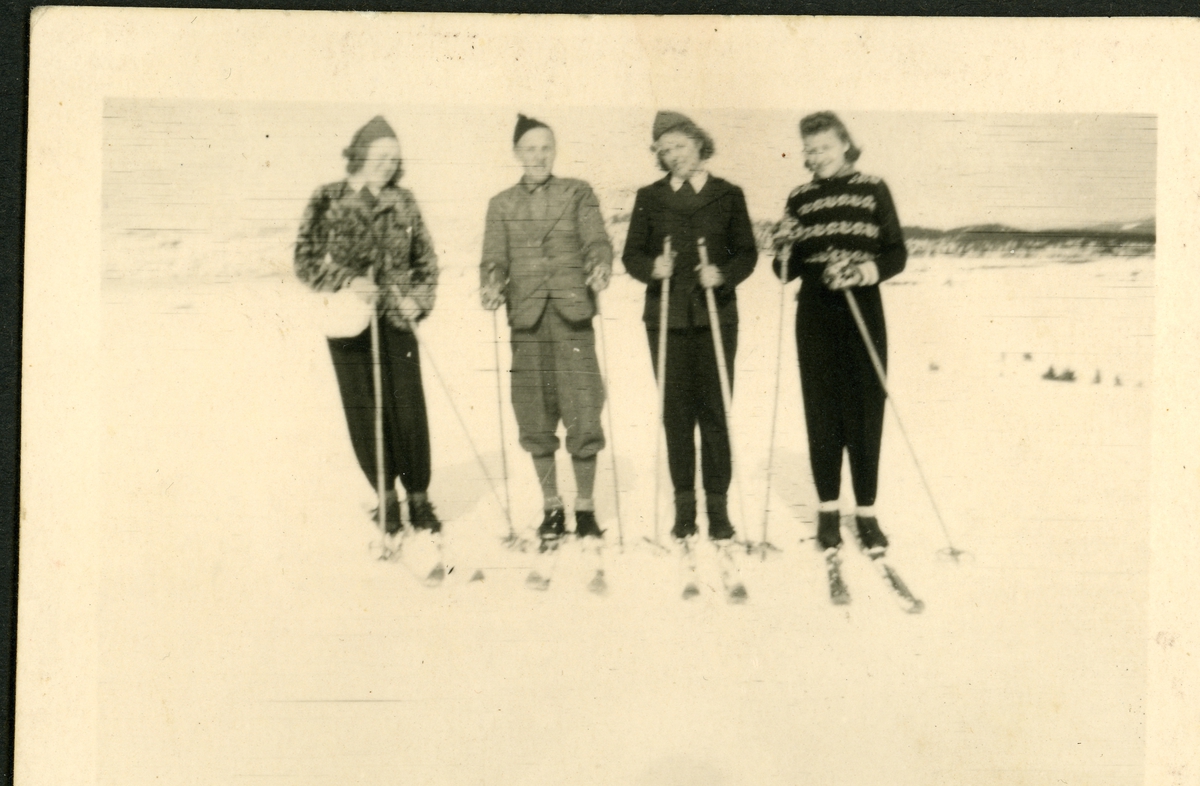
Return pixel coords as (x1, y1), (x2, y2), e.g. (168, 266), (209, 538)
(294, 115), (442, 535)
(772, 111), (907, 557)
(623, 111), (759, 541)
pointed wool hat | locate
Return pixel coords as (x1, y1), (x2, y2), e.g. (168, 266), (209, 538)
(344, 115), (397, 159)
(652, 110), (696, 140)
(513, 113), (551, 145)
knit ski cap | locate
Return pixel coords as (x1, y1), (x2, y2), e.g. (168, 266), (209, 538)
(513, 113), (551, 146)
(344, 115), (397, 159)
(652, 110), (696, 141)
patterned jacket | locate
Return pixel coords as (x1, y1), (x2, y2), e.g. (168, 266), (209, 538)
(294, 181), (439, 330)
(481, 176), (613, 330)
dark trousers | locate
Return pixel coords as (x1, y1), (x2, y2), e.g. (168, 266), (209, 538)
(647, 324), (737, 494)
(796, 287), (887, 506)
(327, 321), (431, 495)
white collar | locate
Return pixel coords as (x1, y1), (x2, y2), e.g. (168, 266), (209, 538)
(670, 170), (709, 193)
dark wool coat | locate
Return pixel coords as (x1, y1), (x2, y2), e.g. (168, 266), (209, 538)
(622, 175), (759, 329)
(294, 181), (439, 330)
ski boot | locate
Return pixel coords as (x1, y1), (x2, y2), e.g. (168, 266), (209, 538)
(574, 510), (604, 539)
(371, 491), (403, 537)
(706, 493), (735, 542)
(816, 509), (843, 552)
(855, 515), (888, 556)
(409, 497), (442, 534)
(671, 492), (698, 541)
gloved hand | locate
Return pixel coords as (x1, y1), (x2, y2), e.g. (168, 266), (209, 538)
(822, 260), (863, 290)
(481, 283), (506, 310)
(651, 249), (676, 280)
(396, 296), (423, 323)
(696, 262), (725, 289)
(823, 259), (880, 290)
(586, 264), (611, 292)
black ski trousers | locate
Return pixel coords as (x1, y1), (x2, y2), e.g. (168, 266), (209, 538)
(327, 321), (432, 495)
(647, 324), (737, 495)
(796, 286), (887, 506)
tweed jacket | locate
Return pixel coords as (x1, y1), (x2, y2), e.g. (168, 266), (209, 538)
(294, 181), (439, 331)
(622, 175), (759, 329)
(481, 176), (614, 330)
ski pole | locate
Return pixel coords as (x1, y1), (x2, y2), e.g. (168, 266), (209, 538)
(754, 258), (789, 559)
(650, 235), (672, 550)
(698, 238), (748, 541)
(594, 295), (624, 550)
(842, 289), (966, 562)
(369, 289), (392, 558)
(490, 309), (518, 548)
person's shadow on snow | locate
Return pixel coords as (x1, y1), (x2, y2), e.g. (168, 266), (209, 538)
(759, 448), (818, 543)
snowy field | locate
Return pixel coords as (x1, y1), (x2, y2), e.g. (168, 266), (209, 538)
(100, 250), (1151, 786)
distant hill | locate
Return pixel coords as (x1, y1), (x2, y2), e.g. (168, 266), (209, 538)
(608, 214), (1155, 260)
(898, 218), (1154, 258)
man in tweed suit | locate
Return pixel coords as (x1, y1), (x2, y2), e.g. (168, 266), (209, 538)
(481, 115), (614, 543)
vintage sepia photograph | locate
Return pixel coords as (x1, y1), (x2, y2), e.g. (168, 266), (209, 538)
(20, 11), (1200, 786)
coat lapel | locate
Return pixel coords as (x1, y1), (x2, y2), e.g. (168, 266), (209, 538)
(533, 180), (578, 245)
(656, 175), (728, 215)
(689, 175), (729, 213)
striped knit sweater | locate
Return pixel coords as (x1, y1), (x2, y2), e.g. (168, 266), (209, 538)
(774, 171), (907, 288)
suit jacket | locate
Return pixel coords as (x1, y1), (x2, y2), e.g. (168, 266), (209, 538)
(481, 176), (614, 330)
(622, 175), (758, 329)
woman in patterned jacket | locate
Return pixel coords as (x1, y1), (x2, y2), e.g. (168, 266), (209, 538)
(294, 116), (442, 535)
(773, 111), (907, 558)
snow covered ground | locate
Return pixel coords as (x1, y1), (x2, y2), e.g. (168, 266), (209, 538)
(99, 250), (1151, 786)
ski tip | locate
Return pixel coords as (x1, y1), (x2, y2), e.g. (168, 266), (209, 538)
(905, 599), (926, 614)
(726, 583), (749, 604)
(587, 570), (608, 596)
(423, 564), (446, 588)
(525, 571), (550, 591)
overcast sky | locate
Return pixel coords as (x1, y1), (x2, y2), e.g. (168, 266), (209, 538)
(104, 102), (1155, 253)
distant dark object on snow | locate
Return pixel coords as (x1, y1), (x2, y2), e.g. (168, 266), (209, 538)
(1093, 370), (1102, 384)
(1023, 353), (1033, 361)
(1043, 366), (1076, 382)
(929, 362), (939, 371)
(1115, 376), (1123, 387)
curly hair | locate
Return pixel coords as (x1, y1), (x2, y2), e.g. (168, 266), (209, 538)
(799, 111), (861, 163)
(651, 121), (716, 172)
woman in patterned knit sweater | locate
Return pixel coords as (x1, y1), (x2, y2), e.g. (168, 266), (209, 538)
(772, 112), (907, 557)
